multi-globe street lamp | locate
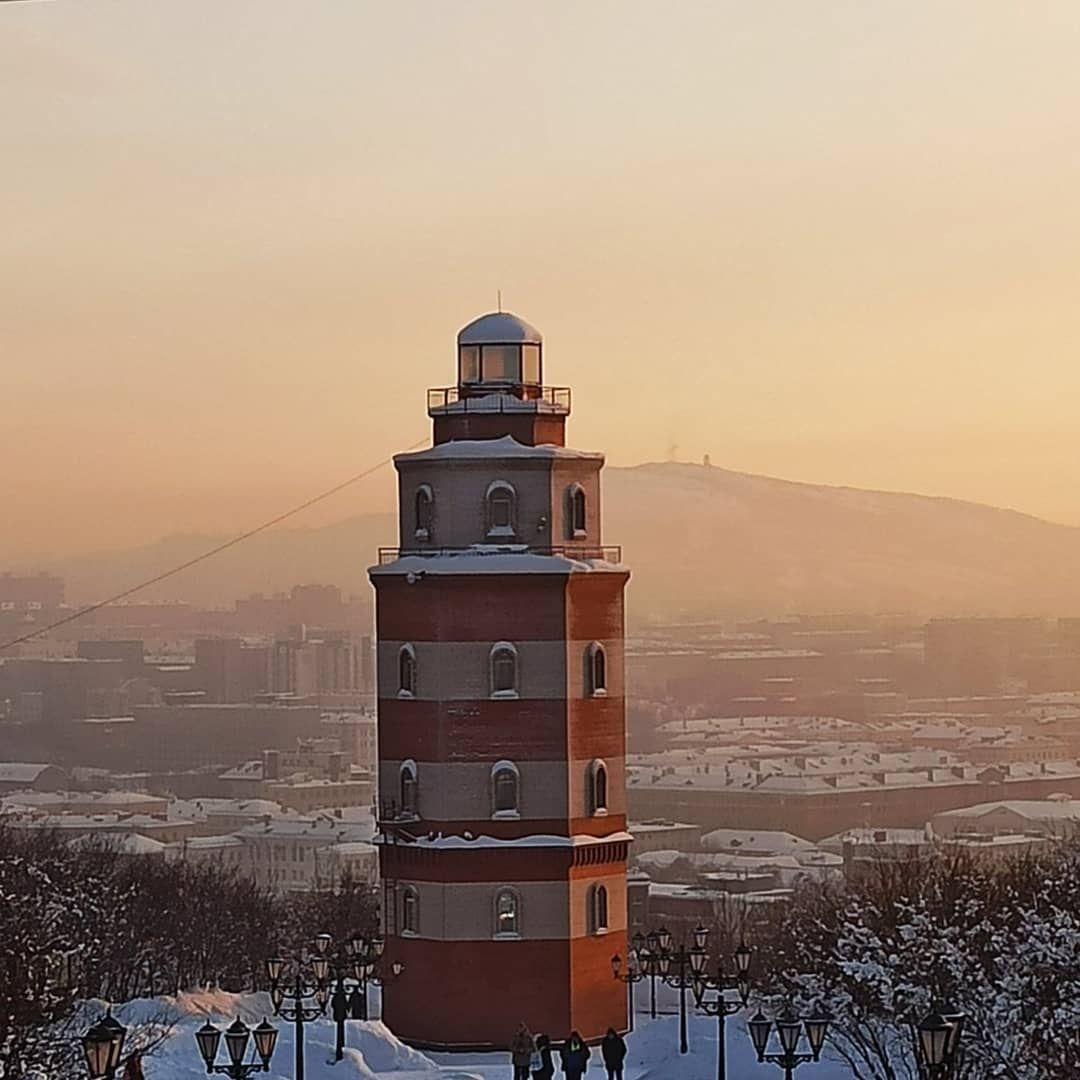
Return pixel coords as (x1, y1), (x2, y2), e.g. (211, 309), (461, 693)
(636, 928), (670, 1021)
(266, 934), (333, 1080)
(747, 1006), (830, 1080)
(914, 1004), (966, 1080)
(691, 936), (753, 1080)
(327, 934), (404, 1061)
(81, 1011), (128, 1080)
(634, 924), (712, 1054)
(610, 935), (647, 1032)
(194, 1017), (279, 1078)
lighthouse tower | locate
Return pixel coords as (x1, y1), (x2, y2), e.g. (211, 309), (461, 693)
(369, 312), (631, 1050)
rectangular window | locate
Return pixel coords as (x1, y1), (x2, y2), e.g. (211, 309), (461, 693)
(490, 495), (513, 530)
(459, 345), (480, 383)
(521, 344), (541, 384)
(481, 344), (520, 382)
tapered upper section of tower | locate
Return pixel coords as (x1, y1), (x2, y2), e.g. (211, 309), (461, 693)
(428, 310), (570, 446)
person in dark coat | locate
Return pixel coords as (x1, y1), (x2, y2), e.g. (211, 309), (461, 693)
(122, 1055), (144, 1080)
(560, 1031), (590, 1080)
(532, 1033), (555, 1080)
(600, 1028), (627, 1080)
(510, 1023), (537, 1080)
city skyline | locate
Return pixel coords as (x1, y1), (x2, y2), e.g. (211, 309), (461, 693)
(5, 1), (1080, 561)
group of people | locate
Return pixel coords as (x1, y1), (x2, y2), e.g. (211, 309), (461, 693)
(509, 1024), (627, 1080)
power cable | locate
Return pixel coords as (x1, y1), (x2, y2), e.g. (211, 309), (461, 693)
(0, 437), (427, 653)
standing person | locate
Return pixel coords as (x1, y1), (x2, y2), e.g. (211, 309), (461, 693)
(601, 1028), (627, 1080)
(560, 1031), (590, 1080)
(532, 1034), (555, 1080)
(510, 1022), (537, 1080)
(122, 1055), (144, 1080)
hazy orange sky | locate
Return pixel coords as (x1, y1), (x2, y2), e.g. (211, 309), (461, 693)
(4, 1), (1080, 562)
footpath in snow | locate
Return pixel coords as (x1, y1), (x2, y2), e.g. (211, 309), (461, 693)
(109, 986), (852, 1079)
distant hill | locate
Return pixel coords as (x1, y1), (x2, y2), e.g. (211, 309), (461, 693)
(47, 463), (1080, 617)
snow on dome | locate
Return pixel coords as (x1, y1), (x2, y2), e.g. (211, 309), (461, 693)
(457, 311), (542, 345)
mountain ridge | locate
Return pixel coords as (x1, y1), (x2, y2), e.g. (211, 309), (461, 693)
(32, 462), (1080, 617)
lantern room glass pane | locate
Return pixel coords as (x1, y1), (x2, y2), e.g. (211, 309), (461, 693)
(521, 344), (541, 384)
(481, 344), (521, 382)
(459, 345), (480, 383)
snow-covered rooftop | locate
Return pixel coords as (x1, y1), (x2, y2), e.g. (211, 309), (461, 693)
(396, 435), (601, 464)
(380, 830), (633, 850)
(934, 798), (1080, 821)
(371, 546), (622, 577)
(0, 763), (55, 783)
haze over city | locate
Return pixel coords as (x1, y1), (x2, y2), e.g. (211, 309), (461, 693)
(5, 1), (1080, 562)
(7, 5), (1080, 1080)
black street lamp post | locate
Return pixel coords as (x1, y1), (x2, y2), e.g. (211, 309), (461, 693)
(913, 1005), (966, 1080)
(195, 1017), (279, 1078)
(637, 929), (666, 1020)
(748, 1007), (830, 1080)
(81, 1011), (128, 1080)
(637, 924), (711, 1054)
(266, 934), (332, 1080)
(691, 938), (753, 1080)
(328, 934), (404, 1061)
(610, 933), (647, 1033)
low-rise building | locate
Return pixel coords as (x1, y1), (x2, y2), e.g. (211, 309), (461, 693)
(629, 820), (703, 855)
(0, 762), (69, 793)
(929, 797), (1080, 840)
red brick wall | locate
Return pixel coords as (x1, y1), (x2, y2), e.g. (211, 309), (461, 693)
(383, 931), (627, 1048)
(569, 929), (628, 1038)
(374, 576), (568, 641)
(379, 698), (569, 761)
(433, 413), (567, 447)
(381, 841), (630, 882)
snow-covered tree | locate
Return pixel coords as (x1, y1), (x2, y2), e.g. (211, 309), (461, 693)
(0, 827), (377, 1079)
(757, 844), (1080, 1080)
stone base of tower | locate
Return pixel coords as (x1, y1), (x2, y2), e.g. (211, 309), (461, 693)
(383, 931), (627, 1050)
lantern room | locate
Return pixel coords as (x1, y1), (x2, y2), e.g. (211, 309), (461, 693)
(429, 310), (569, 446)
(456, 311), (543, 391)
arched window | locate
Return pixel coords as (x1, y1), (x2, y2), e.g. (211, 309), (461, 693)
(486, 481), (517, 538)
(588, 759), (608, 815)
(402, 886), (419, 934)
(491, 760), (520, 817)
(588, 884), (609, 934)
(414, 485), (433, 541)
(399, 760), (418, 818)
(588, 642), (607, 696)
(490, 642), (519, 698)
(569, 484), (587, 538)
(398, 644), (417, 697)
(494, 888), (520, 937)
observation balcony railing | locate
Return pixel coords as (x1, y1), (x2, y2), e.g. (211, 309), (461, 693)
(377, 544), (622, 566)
(426, 385), (571, 415)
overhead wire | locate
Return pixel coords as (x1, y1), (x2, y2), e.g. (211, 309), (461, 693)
(0, 437), (427, 653)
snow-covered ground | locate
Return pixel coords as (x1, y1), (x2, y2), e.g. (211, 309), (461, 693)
(108, 985), (853, 1079)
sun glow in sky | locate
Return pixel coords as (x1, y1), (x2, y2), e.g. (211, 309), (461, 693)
(4, 1), (1080, 559)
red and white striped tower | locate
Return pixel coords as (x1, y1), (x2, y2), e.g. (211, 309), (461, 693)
(369, 312), (630, 1050)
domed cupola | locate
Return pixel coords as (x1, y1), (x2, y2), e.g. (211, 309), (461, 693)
(428, 310), (569, 447)
(456, 311), (543, 390)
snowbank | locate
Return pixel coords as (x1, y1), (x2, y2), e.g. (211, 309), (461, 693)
(107, 986), (857, 1078)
